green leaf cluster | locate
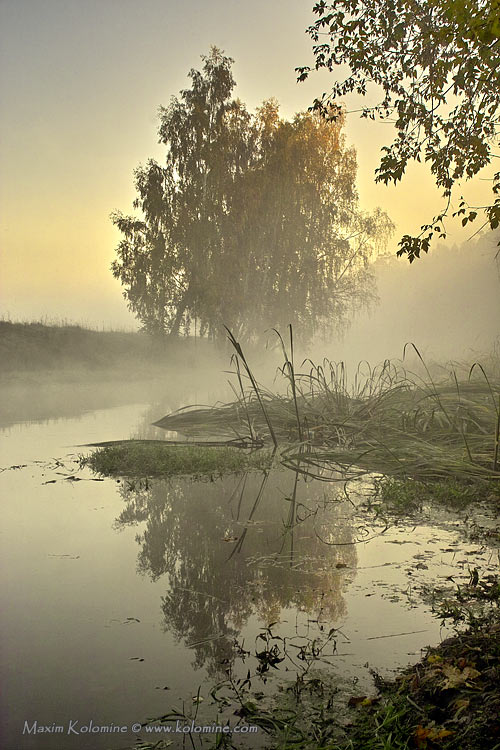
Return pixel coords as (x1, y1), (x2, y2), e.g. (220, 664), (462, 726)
(299, 0), (500, 261)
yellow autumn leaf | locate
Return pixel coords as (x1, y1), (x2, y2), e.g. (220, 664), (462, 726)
(361, 696), (380, 706)
(462, 666), (480, 682)
(441, 663), (480, 689)
(427, 654), (443, 664)
(432, 728), (454, 740)
(415, 724), (454, 744)
(414, 724), (431, 746)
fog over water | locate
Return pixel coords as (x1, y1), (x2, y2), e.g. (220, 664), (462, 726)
(2, 2), (499, 747)
(305, 235), (500, 368)
(1, 235), (498, 750)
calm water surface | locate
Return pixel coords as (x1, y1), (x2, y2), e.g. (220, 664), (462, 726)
(1, 380), (498, 749)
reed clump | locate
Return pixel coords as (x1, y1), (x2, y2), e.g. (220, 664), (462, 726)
(155, 334), (500, 484)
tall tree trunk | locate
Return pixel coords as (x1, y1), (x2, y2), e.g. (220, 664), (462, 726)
(169, 285), (192, 337)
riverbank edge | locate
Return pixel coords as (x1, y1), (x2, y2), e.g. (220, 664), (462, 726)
(340, 609), (500, 750)
(0, 320), (225, 377)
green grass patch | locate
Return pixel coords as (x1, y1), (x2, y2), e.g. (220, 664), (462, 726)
(374, 476), (500, 512)
(341, 697), (414, 750)
(83, 442), (273, 478)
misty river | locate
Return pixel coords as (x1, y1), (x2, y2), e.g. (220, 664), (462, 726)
(1, 378), (498, 749)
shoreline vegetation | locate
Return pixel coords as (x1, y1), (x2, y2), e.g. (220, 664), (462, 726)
(80, 333), (500, 748)
(0, 319), (223, 378)
(342, 617), (500, 750)
(153, 332), (500, 485)
(82, 441), (274, 479)
(4, 320), (499, 747)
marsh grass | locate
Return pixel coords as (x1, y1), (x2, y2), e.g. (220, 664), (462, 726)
(155, 332), (500, 485)
(83, 442), (273, 478)
(374, 476), (500, 513)
(342, 615), (500, 750)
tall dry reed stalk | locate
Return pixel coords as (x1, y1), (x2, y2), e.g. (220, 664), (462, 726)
(155, 330), (500, 483)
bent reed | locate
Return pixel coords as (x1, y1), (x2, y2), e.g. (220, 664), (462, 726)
(155, 332), (500, 485)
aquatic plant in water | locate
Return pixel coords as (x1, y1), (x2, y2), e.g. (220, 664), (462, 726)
(155, 330), (500, 485)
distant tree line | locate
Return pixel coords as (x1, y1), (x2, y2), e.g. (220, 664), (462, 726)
(112, 48), (393, 341)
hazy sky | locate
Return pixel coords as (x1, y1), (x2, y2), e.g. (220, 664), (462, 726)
(0, 0), (496, 329)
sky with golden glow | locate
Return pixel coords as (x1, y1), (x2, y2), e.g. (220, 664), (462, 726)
(0, 0), (495, 329)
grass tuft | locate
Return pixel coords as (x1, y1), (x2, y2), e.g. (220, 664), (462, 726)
(374, 476), (500, 512)
(82, 442), (273, 478)
(156, 347), (500, 484)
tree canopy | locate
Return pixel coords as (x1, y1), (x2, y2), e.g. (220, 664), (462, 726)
(297, 0), (500, 261)
(112, 48), (392, 340)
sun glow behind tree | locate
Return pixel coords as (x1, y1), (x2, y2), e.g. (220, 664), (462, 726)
(112, 48), (393, 341)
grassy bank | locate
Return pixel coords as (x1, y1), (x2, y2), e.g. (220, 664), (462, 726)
(82, 442), (273, 478)
(250, 618), (500, 750)
(341, 604), (500, 750)
(0, 319), (218, 376)
(374, 476), (500, 512)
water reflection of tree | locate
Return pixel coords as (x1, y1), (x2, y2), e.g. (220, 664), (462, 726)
(114, 469), (357, 676)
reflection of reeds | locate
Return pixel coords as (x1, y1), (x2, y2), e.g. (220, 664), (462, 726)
(156, 333), (500, 483)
